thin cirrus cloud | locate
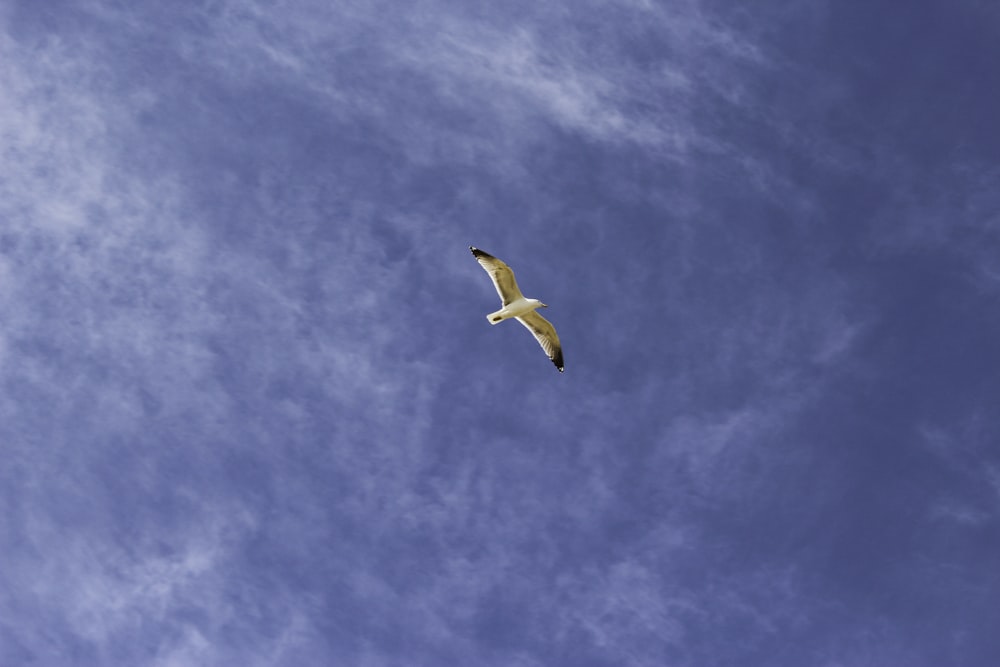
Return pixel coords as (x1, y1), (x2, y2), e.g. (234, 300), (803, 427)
(163, 0), (764, 164)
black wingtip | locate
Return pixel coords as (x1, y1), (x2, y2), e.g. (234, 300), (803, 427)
(553, 351), (564, 372)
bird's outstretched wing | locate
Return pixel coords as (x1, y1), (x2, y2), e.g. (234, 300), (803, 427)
(470, 246), (524, 306)
(516, 311), (564, 372)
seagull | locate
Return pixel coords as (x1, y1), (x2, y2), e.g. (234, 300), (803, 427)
(470, 246), (564, 372)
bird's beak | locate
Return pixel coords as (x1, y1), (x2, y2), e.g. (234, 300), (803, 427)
(541, 303), (549, 308)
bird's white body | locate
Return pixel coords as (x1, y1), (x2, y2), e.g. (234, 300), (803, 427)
(487, 297), (544, 324)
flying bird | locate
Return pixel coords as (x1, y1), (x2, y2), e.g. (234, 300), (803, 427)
(470, 246), (564, 372)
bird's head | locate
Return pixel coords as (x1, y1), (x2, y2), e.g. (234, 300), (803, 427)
(539, 302), (549, 308)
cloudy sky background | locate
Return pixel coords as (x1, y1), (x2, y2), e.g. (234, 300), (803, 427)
(2, 1), (999, 665)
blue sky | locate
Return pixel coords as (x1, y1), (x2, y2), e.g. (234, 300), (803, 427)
(2, 1), (999, 665)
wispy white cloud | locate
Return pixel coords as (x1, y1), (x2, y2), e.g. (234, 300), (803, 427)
(117, 0), (778, 173)
(0, 28), (224, 425)
(0, 17), (444, 663)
